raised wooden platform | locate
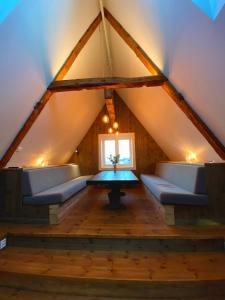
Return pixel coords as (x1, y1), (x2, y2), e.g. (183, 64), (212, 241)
(0, 185), (225, 299)
(0, 185), (225, 239)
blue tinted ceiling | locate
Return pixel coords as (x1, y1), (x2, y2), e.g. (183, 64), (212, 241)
(192, 0), (225, 20)
(0, 0), (21, 24)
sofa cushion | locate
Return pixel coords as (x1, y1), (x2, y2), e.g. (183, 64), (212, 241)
(160, 193), (208, 206)
(141, 174), (208, 206)
(155, 163), (207, 194)
(22, 165), (81, 196)
(23, 175), (92, 205)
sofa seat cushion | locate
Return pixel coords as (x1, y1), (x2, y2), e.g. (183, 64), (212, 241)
(23, 175), (92, 205)
(141, 174), (208, 206)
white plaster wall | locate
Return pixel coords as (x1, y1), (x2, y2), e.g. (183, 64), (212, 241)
(0, 0), (105, 166)
(105, 0), (225, 162)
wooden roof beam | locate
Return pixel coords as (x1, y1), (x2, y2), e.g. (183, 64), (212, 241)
(104, 8), (225, 159)
(104, 89), (116, 124)
(48, 75), (166, 92)
(0, 13), (102, 168)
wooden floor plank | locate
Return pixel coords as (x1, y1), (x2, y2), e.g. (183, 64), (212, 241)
(0, 185), (224, 239)
(1, 247), (225, 282)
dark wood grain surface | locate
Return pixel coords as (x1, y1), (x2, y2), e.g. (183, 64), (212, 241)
(87, 170), (139, 185)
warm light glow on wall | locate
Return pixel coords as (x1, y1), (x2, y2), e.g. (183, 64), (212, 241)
(36, 157), (47, 167)
(186, 151), (198, 163)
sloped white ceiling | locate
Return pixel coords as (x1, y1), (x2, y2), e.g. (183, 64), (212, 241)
(1, 0), (225, 167)
(0, 0), (105, 167)
(65, 24), (110, 79)
(105, 0), (225, 162)
(8, 90), (104, 167)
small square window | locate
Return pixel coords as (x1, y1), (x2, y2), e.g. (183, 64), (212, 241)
(98, 133), (136, 170)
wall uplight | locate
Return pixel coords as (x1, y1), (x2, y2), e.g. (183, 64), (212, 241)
(36, 157), (47, 167)
(186, 151), (198, 163)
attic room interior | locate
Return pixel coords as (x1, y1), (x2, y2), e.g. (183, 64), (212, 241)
(0, 0), (225, 299)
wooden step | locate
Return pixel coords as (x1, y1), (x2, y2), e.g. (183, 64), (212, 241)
(0, 247), (225, 298)
(6, 235), (225, 252)
(1, 286), (225, 300)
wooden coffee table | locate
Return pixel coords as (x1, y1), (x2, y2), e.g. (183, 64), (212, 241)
(87, 170), (139, 209)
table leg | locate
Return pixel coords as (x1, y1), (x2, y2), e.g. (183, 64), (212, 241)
(105, 184), (125, 209)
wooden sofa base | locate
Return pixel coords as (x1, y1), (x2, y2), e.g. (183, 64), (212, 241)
(49, 191), (85, 224)
(0, 167), (88, 225)
(143, 185), (223, 226)
(164, 205), (225, 226)
(0, 191), (84, 225)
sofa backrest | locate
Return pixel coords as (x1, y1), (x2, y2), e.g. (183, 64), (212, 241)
(155, 162), (207, 194)
(22, 164), (81, 196)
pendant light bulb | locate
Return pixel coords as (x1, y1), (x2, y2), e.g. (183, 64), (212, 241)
(108, 127), (113, 134)
(116, 131), (119, 136)
(113, 121), (119, 129)
(102, 114), (109, 124)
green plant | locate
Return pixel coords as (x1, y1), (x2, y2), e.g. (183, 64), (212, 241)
(108, 154), (120, 166)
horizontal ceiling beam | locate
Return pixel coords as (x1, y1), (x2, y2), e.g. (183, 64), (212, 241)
(104, 8), (225, 159)
(48, 76), (166, 92)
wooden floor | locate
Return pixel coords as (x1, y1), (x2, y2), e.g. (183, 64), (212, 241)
(0, 185), (225, 239)
(1, 247), (225, 282)
(0, 185), (225, 299)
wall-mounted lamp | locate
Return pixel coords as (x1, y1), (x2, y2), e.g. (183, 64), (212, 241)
(36, 157), (47, 167)
(186, 151), (198, 163)
(15, 146), (23, 153)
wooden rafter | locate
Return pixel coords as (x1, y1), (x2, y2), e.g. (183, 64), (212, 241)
(104, 8), (225, 159)
(49, 75), (165, 92)
(0, 13), (102, 168)
(104, 89), (116, 124)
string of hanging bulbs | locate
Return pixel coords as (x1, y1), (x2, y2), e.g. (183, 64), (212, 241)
(102, 114), (119, 135)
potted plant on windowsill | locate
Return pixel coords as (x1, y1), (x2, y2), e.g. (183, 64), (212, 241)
(108, 154), (120, 172)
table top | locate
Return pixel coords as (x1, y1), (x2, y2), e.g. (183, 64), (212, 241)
(87, 170), (139, 185)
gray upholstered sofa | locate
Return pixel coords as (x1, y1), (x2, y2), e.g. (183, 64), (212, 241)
(141, 162), (209, 225)
(22, 164), (91, 205)
(0, 164), (91, 224)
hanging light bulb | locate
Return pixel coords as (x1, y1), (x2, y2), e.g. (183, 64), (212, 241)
(108, 127), (113, 134)
(113, 121), (119, 129)
(102, 114), (109, 124)
(116, 131), (119, 136)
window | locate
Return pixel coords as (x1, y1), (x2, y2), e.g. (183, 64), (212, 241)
(98, 133), (136, 170)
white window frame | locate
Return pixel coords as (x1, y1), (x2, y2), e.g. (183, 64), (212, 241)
(98, 133), (136, 170)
